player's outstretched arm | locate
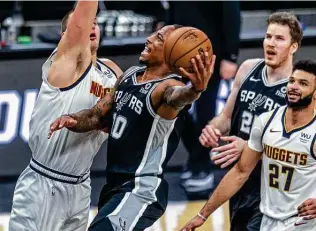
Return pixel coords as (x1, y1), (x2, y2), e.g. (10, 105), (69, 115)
(48, 92), (114, 138)
(180, 144), (262, 231)
(48, 0), (99, 88)
(48, 76), (122, 138)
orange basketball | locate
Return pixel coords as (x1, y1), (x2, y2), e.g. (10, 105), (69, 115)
(164, 27), (213, 73)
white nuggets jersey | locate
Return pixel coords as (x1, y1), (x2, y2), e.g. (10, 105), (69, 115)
(249, 105), (316, 220)
(28, 50), (117, 175)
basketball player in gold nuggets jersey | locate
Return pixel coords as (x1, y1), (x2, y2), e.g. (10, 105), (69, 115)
(182, 60), (316, 231)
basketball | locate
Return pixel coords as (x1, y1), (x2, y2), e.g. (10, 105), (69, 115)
(164, 27), (213, 73)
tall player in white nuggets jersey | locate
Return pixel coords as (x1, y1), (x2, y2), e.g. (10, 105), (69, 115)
(181, 60), (316, 231)
(9, 1), (121, 231)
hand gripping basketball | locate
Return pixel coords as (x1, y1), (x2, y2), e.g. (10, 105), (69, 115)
(179, 53), (216, 93)
(48, 115), (78, 139)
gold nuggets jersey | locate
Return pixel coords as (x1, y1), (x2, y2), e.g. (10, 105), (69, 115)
(248, 105), (316, 220)
(28, 50), (117, 175)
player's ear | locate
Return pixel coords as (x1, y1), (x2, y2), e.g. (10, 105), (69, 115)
(290, 42), (298, 55)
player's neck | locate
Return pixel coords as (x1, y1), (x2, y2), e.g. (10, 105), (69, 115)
(141, 65), (170, 82)
(91, 53), (97, 66)
(266, 59), (293, 84)
(286, 103), (315, 128)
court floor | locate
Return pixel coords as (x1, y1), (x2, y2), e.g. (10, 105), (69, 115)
(0, 171), (230, 231)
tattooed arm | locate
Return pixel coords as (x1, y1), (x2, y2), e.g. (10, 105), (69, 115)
(67, 91), (114, 132)
(152, 53), (216, 120)
(48, 76), (122, 138)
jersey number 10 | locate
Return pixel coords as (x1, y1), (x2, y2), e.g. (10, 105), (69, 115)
(111, 113), (127, 139)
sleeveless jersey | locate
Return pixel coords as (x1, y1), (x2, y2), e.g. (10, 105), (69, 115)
(249, 106), (316, 220)
(229, 59), (289, 216)
(230, 59), (288, 139)
(105, 66), (185, 189)
(28, 50), (117, 175)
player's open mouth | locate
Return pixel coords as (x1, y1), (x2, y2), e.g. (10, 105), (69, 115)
(141, 45), (151, 55)
(266, 50), (276, 56)
(288, 91), (300, 100)
(90, 33), (96, 40)
(288, 91), (300, 96)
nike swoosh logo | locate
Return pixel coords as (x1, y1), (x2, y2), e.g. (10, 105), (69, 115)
(294, 221), (308, 226)
(270, 129), (281, 133)
(249, 76), (261, 82)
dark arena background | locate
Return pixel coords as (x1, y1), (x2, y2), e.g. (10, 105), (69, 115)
(1, 1), (316, 230)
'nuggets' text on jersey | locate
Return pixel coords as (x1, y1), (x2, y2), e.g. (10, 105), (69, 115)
(257, 106), (316, 220)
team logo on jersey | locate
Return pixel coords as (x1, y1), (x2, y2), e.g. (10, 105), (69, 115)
(90, 81), (112, 98)
(139, 83), (152, 94)
(116, 92), (132, 111)
(248, 94), (267, 112)
(275, 86), (287, 98)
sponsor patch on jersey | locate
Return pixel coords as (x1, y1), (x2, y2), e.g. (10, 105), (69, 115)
(300, 132), (312, 143)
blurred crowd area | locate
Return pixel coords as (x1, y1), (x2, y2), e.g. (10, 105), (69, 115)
(1, 1), (316, 46)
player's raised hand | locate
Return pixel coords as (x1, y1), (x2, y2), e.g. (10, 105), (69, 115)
(178, 53), (216, 93)
(211, 136), (246, 168)
(199, 124), (221, 148)
(180, 215), (205, 231)
(48, 115), (77, 139)
(298, 198), (316, 219)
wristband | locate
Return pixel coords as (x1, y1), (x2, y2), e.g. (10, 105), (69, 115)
(197, 212), (207, 221)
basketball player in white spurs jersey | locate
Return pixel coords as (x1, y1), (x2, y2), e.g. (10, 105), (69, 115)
(9, 1), (122, 231)
(181, 59), (316, 231)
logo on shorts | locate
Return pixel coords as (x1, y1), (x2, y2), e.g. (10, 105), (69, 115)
(118, 217), (126, 231)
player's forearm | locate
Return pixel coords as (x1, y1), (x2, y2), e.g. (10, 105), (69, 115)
(199, 165), (249, 219)
(208, 112), (231, 135)
(67, 109), (103, 133)
(73, 0), (98, 28)
(65, 0), (98, 45)
(163, 85), (201, 109)
(68, 94), (114, 132)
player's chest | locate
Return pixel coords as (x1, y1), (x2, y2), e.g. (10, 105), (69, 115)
(113, 84), (151, 117)
(263, 120), (315, 166)
(238, 83), (287, 113)
(69, 69), (116, 106)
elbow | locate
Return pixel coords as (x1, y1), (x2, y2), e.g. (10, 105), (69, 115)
(234, 164), (251, 183)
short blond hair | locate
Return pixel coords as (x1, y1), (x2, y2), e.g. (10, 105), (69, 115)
(267, 12), (303, 47)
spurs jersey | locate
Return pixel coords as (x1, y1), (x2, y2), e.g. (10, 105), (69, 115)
(230, 59), (288, 139)
(249, 106), (316, 220)
(29, 50), (117, 175)
(229, 59), (289, 218)
(106, 66), (186, 188)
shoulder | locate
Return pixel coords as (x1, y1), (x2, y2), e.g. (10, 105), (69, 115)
(98, 58), (123, 78)
(258, 106), (283, 126)
(234, 58), (263, 87)
(239, 58), (263, 72)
